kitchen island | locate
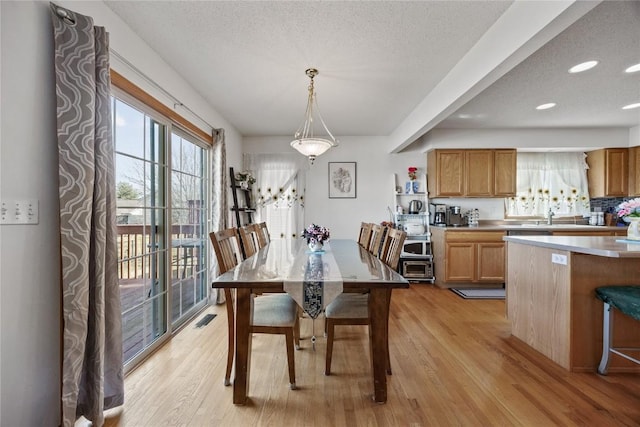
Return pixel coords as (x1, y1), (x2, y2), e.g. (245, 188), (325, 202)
(430, 224), (625, 288)
(504, 235), (640, 372)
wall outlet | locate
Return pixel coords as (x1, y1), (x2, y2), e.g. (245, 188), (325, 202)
(1, 199), (39, 225)
(551, 253), (567, 265)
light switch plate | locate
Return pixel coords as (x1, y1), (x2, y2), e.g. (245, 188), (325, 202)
(551, 253), (567, 265)
(1, 199), (39, 225)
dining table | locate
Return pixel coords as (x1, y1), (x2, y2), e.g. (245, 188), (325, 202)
(211, 238), (409, 404)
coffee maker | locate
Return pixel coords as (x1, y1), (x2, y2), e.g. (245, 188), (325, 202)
(446, 205), (466, 227)
(429, 203), (447, 226)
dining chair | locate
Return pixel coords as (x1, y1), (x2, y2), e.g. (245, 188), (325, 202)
(209, 228), (300, 389)
(358, 222), (373, 248)
(367, 224), (386, 257)
(256, 222), (271, 248)
(238, 223), (260, 258)
(324, 227), (406, 376)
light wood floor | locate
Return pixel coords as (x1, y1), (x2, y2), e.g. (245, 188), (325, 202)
(104, 284), (640, 426)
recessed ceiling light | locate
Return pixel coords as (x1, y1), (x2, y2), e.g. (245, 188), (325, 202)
(625, 63), (640, 73)
(568, 60), (598, 73)
(536, 103), (556, 110)
(622, 103), (640, 110)
(457, 113), (472, 119)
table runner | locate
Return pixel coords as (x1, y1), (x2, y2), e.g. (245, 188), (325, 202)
(283, 242), (343, 319)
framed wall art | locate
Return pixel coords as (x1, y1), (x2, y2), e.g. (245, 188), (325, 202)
(328, 162), (357, 198)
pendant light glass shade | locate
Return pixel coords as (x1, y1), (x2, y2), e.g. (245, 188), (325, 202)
(290, 68), (338, 164)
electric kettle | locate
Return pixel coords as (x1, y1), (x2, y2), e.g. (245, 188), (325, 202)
(408, 200), (423, 214)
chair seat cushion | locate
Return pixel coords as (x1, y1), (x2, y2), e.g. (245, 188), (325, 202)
(595, 286), (640, 321)
(253, 294), (298, 327)
(325, 293), (368, 319)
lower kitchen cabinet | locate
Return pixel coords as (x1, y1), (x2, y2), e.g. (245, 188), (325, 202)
(431, 229), (506, 287)
(445, 241), (505, 282)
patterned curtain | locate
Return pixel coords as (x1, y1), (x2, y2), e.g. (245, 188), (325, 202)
(51, 3), (124, 426)
(245, 153), (307, 239)
(210, 129), (227, 303)
(505, 152), (591, 217)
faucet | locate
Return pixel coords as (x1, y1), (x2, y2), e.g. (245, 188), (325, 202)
(547, 209), (555, 225)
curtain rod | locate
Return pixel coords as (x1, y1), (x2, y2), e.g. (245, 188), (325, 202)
(109, 48), (218, 134)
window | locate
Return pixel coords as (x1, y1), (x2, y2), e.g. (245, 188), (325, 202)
(505, 152), (591, 218)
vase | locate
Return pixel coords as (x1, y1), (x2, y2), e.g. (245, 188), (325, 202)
(405, 181), (415, 194)
(626, 217), (640, 241)
(308, 241), (324, 252)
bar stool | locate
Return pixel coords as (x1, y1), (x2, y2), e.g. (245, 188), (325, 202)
(595, 285), (640, 375)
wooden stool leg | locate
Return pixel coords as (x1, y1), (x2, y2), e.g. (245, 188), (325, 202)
(598, 302), (613, 375)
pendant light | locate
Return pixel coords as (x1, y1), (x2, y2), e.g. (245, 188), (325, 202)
(290, 68), (338, 165)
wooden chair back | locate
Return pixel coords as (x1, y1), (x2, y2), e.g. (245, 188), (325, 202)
(368, 224), (386, 257)
(380, 228), (407, 270)
(239, 224), (260, 258)
(256, 222), (271, 248)
(209, 228), (243, 274)
(358, 222), (373, 248)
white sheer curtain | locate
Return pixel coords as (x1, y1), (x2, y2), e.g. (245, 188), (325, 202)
(245, 153), (307, 239)
(506, 152), (591, 217)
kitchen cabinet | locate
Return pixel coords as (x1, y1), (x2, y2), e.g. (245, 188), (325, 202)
(431, 228), (506, 286)
(427, 150), (465, 197)
(586, 148), (628, 197)
(629, 146), (640, 197)
(427, 149), (516, 198)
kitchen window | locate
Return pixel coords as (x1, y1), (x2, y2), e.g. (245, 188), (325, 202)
(505, 152), (591, 218)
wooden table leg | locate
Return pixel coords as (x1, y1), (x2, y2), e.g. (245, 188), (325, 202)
(369, 288), (388, 403)
(233, 288), (252, 404)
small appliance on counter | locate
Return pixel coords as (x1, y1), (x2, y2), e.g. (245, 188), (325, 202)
(408, 199), (423, 214)
(429, 203), (447, 226)
(446, 205), (467, 227)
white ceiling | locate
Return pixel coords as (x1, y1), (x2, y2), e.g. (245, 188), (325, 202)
(104, 1), (640, 151)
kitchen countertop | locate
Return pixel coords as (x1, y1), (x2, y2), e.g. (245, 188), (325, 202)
(503, 235), (640, 258)
(429, 224), (625, 232)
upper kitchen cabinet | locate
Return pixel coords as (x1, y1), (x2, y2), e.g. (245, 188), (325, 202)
(586, 148), (628, 197)
(427, 149), (465, 196)
(427, 149), (516, 198)
(628, 146), (640, 197)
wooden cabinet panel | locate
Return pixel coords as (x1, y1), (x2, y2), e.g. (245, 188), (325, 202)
(629, 146), (640, 197)
(430, 150), (465, 197)
(445, 243), (475, 282)
(427, 149), (516, 198)
(442, 231), (506, 285)
(587, 148), (629, 197)
(606, 149), (629, 196)
(493, 150), (517, 197)
(465, 150), (493, 197)
(476, 243), (505, 282)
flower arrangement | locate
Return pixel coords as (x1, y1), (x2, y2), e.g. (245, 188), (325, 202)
(616, 198), (640, 221)
(235, 170), (256, 185)
(302, 223), (330, 245)
(408, 166), (418, 181)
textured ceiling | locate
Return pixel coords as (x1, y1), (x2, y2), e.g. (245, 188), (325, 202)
(438, 0), (640, 129)
(103, 1), (640, 149)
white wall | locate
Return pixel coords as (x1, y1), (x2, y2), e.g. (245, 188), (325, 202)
(0, 2), (241, 424)
(244, 136), (428, 239)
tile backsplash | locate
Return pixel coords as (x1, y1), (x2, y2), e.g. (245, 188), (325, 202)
(590, 197), (626, 213)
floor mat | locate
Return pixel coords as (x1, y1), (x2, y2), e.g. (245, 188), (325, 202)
(451, 288), (505, 300)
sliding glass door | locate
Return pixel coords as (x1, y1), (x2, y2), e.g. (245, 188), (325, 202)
(112, 94), (209, 368)
(169, 131), (208, 327)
